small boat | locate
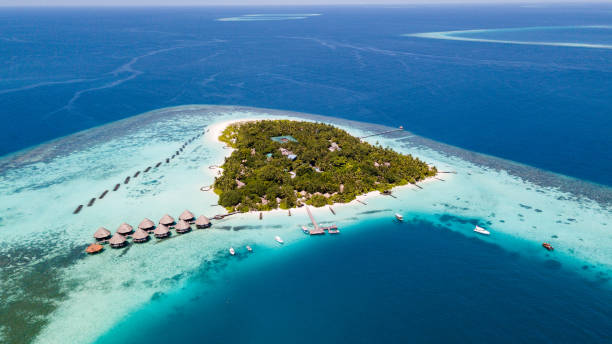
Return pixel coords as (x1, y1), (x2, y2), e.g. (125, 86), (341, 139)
(246, 245), (253, 252)
(229, 247), (235, 255)
(328, 228), (340, 234)
(301, 226), (310, 234)
(542, 243), (554, 251)
(474, 225), (490, 235)
(275, 236), (284, 244)
(395, 213), (404, 221)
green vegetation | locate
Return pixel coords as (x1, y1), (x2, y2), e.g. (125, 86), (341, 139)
(214, 120), (436, 211)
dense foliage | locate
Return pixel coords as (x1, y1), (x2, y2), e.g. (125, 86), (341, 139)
(214, 120), (436, 211)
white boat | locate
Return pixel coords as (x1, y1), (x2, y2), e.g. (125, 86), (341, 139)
(474, 225), (490, 235)
(395, 213), (404, 221)
(275, 235), (284, 244)
(229, 247), (235, 255)
(246, 245), (253, 252)
(301, 226), (310, 234)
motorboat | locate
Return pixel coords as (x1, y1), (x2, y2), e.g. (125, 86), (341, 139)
(246, 245), (253, 252)
(229, 247), (235, 255)
(473, 225), (490, 235)
(275, 236), (284, 244)
(301, 226), (310, 234)
(542, 243), (554, 251)
(395, 213), (404, 221)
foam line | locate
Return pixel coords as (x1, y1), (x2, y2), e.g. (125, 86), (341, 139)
(406, 25), (612, 50)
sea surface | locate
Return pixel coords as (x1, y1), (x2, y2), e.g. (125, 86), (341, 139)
(1, 5), (612, 186)
(1, 5), (612, 344)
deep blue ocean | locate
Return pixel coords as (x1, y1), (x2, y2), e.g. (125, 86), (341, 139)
(1, 5), (612, 186)
(95, 218), (612, 344)
(2, 5), (612, 343)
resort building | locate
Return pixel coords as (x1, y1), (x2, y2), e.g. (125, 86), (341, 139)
(116, 222), (134, 236)
(159, 214), (175, 226)
(138, 218), (155, 230)
(329, 142), (341, 152)
(85, 243), (103, 254)
(175, 220), (192, 234)
(195, 215), (211, 228)
(93, 227), (111, 241)
(179, 210), (195, 222)
(109, 233), (127, 248)
(132, 228), (150, 243)
(154, 224), (171, 239)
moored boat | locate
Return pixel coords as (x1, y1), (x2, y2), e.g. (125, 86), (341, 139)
(275, 236), (284, 244)
(246, 245), (253, 252)
(474, 225), (490, 235)
(301, 226), (310, 234)
(542, 243), (554, 251)
(395, 213), (404, 221)
(229, 247), (235, 255)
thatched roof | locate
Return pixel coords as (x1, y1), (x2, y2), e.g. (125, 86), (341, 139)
(116, 222), (133, 235)
(93, 227), (111, 239)
(132, 228), (149, 241)
(86, 243), (103, 254)
(159, 214), (175, 225)
(175, 219), (191, 230)
(138, 218), (155, 229)
(109, 233), (126, 245)
(195, 215), (210, 226)
(154, 224), (170, 236)
(179, 210), (195, 221)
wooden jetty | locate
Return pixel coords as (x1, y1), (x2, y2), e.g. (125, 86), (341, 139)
(356, 199), (367, 205)
(144, 166), (151, 172)
(124, 176), (130, 184)
(133, 171), (140, 178)
(99, 190), (109, 199)
(73, 204), (83, 214)
(113, 183), (120, 191)
(305, 206), (325, 235)
(87, 198), (96, 207)
(155, 162), (162, 168)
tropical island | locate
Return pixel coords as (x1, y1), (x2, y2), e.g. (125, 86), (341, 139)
(214, 120), (436, 211)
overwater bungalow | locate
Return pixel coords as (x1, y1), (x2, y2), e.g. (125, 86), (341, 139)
(195, 215), (211, 228)
(116, 222), (134, 236)
(159, 214), (175, 226)
(109, 233), (127, 248)
(175, 220), (192, 234)
(132, 228), (150, 243)
(138, 218), (155, 231)
(154, 224), (171, 239)
(179, 210), (195, 222)
(85, 243), (103, 254)
(93, 227), (111, 241)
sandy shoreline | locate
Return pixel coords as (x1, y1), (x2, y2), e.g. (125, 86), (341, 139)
(203, 117), (446, 218)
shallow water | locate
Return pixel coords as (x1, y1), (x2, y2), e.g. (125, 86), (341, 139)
(0, 105), (610, 343)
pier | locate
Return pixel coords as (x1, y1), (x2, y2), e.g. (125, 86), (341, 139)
(305, 206), (325, 235)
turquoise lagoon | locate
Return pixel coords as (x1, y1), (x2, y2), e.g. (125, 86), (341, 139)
(0, 106), (611, 343)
